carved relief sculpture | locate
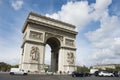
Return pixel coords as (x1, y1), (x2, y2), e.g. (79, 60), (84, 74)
(67, 52), (74, 64)
(29, 31), (43, 41)
(30, 46), (39, 61)
(65, 39), (74, 46)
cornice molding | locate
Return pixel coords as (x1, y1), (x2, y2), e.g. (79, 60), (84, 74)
(21, 40), (45, 48)
(22, 12), (78, 35)
(60, 46), (76, 50)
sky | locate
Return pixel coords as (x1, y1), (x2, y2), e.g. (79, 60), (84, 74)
(0, 0), (120, 66)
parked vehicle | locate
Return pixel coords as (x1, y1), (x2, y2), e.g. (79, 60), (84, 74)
(90, 69), (99, 75)
(72, 72), (90, 77)
(72, 72), (84, 77)
(10, 68), (27, 75)
(98, 71), (114, 77)
(94, 71), (100, 76)
(84, 72), (91, 76)
(46, 71), (53, 75)
(118, 71), (120, 76)
(113, 71), (117, 77)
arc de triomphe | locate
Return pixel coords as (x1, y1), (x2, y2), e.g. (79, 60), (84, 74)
(19, 12), (77, 73)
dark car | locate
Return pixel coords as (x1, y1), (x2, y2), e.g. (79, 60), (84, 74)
(94, 71), (100, 76)
(113, 71), (119, 77)
(84, 72), (91, 76)
(72, 72), (89, 77)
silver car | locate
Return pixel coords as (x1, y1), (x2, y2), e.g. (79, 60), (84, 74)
(98, 71), (114, 77)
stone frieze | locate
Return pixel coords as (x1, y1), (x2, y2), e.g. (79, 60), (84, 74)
(29, 31), (43, 41)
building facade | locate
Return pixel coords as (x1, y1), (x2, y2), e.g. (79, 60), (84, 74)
(93, 64), (120, 70)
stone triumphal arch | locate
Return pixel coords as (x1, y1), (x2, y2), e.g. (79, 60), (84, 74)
(20, 12), (77, 73)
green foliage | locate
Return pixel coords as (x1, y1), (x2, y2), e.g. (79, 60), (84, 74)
(77, 66), (90, 72)
(105, 66), (120, 71)
(44, 67), (49, 72)
(0, 62), (18, 72)
(106, 68), (115, 72)
(115, 66), (120, 71)
(0, 62), (11, 71)
(11, 65), (19, 68)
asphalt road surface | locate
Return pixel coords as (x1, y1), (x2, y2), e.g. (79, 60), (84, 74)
(0, 72), (120, 80)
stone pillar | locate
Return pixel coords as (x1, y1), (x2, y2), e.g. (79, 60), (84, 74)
(51, 51), (55, 72)
(19, 53), (23, 69)
(58, 47), (76, 73)
(51, 49), (58, 72)
(58, 48), (65, 72)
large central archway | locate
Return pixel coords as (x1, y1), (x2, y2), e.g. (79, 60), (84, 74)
(20, 12), (77, 73)
(46, 37), (60, 72)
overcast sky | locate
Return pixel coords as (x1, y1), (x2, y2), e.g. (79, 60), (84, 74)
(0, 0), (120, 66)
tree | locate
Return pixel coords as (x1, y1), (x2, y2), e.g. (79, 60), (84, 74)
(0, 62), (19, 72)
(11, 65), (19, 68)
(44, 67), (48, 72)
(106, 68), (114, 72)
(77, 66), (90, 72)
(115, 66), (120, 71)
(0, 62), (11, 71)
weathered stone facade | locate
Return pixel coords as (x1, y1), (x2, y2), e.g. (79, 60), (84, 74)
(19, 12), (77, 73)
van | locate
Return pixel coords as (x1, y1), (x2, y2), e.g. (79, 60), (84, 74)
(90, 69), (99, 75)
(10, 68), (27, 75)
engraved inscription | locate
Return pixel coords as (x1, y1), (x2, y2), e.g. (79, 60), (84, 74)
(65, 39), (74, 46)
(29, 31), (43, 41)
(30, 46), (39, 61)
(67, 52), (74, 64)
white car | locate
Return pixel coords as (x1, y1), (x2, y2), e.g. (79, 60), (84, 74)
(10, 68), (27, 75)
(46, 71), (53, 75)
(98, 71), (114, 77)
(90, 69), (99, 74)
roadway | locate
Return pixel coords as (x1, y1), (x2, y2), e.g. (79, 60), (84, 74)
(0, 72), (120, 80)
